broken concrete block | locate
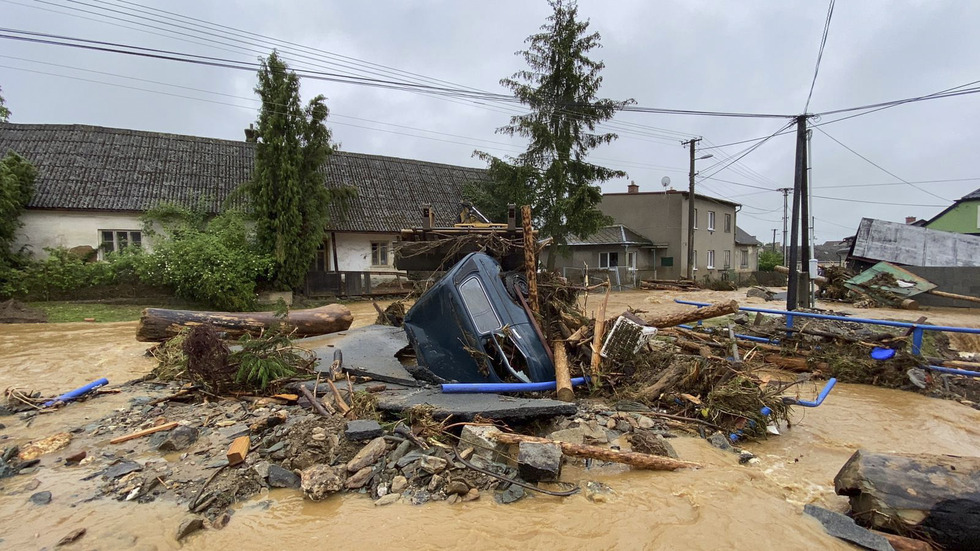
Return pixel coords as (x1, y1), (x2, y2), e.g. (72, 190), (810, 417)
(345, 420), (383, 441)
(267, 465), (300, 489)
(517, 441), (562, 482)
(301, 464), (346, 501)
(459, 425), (508, 462)
(346, 437), (387, 472)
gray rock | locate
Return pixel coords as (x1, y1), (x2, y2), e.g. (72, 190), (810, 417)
(345, 466), (374, 489)
(375, 493), (400, 506)
(636, 415), (656, 430)
(427, 474), (444, 492)
(548, 425), (608, 445)
(395, 451), (425, 469)
(157, 425), (199, 452)
(446, 479), (470, 496)
(517, 441), (562, 482)
(267, 465), (301, 489)
(29, 491), (52, 505)
(739, 451), (756, 464)
(746, 287), (773, 300)
(419, 455), (448, 474)
(585, 481), (615, 503)
(803, 504), (894, 551)
(459, 425), (508, 463)
(409, 489), (431, 505)
(104, 460), (142, 479)
(346, 437), (388, 472)
(388, 440), (412, 464)
(496, 484), (526, 504)
(175, 516), (205, 541)
(391, 475), (408, 493)
(252, 460), (271, 480)
(707, 432), (734, 452)
(345, 420), (383, 441)
(301, 464), (346, 501)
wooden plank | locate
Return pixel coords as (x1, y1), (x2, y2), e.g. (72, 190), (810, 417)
(552, 340), (574, 402)
(226, 435), (250, 466)
(109, 421), (179, 444)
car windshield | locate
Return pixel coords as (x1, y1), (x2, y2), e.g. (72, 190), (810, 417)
(458, 276), (501, 335)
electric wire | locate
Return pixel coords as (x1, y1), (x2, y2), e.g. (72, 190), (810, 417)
(804, 0), (835, 113)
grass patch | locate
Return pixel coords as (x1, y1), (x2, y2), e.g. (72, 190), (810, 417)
(28, 302), (161, 323)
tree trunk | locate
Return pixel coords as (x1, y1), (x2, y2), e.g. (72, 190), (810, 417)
(488, 430), (700, 471)
(136, 304), (353, 342)
(552, 340), (574, 402)
(634, 355), (704, 402)
(641, 300), (739, 328)
(835, 450), (980, 551)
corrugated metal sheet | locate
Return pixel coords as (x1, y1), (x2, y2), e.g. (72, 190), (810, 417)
(850, 218), (980, 267)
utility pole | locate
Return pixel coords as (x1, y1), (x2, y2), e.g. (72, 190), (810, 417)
(683, 138), (701, 280)
(787, 115), (809, 311)
(777, 187), (791, 260)
(772, 229), (778, 252)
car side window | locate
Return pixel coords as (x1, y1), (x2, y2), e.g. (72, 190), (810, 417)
(458, 276), (501, 335)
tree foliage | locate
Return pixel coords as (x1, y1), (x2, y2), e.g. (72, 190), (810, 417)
(0, 85), (10, 122)
(0, 152), (36, 265)
(758, 249), (784, 272)
(246, 51), (353, 290)
(473, 0), (632, 269)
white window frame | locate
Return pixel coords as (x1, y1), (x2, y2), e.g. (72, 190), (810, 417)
(707, 211), (716, 232)
(707, 250), (715, 270)
(599, 251), (619, 269)
(100, 229), (141, 258)
(693, 250), (698, 271)
(693, 208), (698, 229)
(626, 251), (636, 271)
(740, 248), (749, 269)
(370, 241), (390, 267)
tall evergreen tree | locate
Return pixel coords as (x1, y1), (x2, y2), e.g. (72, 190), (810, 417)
(0, 85), (10, 122)
(475, 0), (632, 270)
(0, 152), (36, 265)
(248, 52), (351, 289)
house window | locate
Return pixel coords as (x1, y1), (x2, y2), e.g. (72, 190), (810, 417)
(740, 248), (749, 268)
(626, 251), (636, 270)
(707, 250), (715, 270)
(100, 230), (141, 255)
(707, 211), (716, 231)
(725, 213), (732, 233)
(599, 252), (619, 269)
(724, 250), (731, 269)
(312, 241), (329, 272)
(693, 208), (698, 229)
(371, 242), (390, 266)
(661, 256), (673, 267)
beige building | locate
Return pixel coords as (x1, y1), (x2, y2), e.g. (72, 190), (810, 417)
(597, 184), (740, 281)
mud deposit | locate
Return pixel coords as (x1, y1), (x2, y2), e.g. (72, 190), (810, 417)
(2, 295), (980, 550)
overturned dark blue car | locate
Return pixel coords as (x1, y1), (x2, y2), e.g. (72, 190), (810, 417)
(403, 252), (555, 384)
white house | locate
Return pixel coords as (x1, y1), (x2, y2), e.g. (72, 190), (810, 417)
(0, 123), (488, 295)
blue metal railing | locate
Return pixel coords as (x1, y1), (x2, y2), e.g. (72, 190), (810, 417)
(674, 299), (980, 356)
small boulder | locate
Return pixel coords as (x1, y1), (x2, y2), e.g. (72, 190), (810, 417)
(157, 425), (199, 452)
(517, 441), (562, 482)
(375, 493), (400, 506)
(547, 425), (608, 446)
(29, 491), (52, 505)
(345, 420), (383, 441)
(346, 437), (387, 472)
(301, 464), (346, 501)
(496, 484), (526, 504)
(175, 516), (205, 541)
(459, 425), (508, 462)
(427, 474), (444, 492)
(629, 431), (678, 459)
(446, 479), (470, 496)
(461, 488), (480, 502)
(420, 455), (448, 475)
(585, 481), (615, 503)
(390, 475), (408, 493)
(345, 466), (374, 489)
(267, 465), (301, 489)
(707, 432), (734, 452)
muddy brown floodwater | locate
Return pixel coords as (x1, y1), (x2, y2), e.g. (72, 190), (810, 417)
(1, 291), (979, 550)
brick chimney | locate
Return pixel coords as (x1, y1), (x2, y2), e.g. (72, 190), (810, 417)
(905, 216), (917, 224)
(244, 123), (257, 143)
(627, 180), (639, 194)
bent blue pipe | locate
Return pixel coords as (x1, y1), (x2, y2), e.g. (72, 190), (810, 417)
(442, 377), (589, 394)
(43, 377), (109, 407)
(781, 378), (837, 407)
(678, 324), (778, 344)
(924, 365), (980, 378)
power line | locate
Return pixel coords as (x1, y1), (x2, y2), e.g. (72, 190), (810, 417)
(697, 120), (797, 182)
(804, 0), (835, 113)
(817, 177), (980, 190)
(813, 126), (951, 202)
(811, 194), (947, 207)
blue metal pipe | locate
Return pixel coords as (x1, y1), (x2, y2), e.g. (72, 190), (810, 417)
(781, 378), (837, 407)
(674, 299), (980, 335)
(924, 365), (980, 378)
(442, 377), (589, 394)
(43, 378), (109, 407)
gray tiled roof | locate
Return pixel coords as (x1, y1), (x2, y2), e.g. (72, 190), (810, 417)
(566, 224), (653, 246)
(0, 123), (488, 233)
(961, 188), (980, 201)
(734, 226), (761, 246)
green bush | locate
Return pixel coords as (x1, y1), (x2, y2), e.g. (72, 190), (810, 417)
(758, 250), (784, 272)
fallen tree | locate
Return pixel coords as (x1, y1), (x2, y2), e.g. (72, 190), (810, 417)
(136, 304), (353, 342)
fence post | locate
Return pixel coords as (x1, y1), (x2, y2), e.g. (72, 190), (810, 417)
(912, 327), (924, 356)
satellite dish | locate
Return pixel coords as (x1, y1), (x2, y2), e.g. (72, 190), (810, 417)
(661, 176), (671, 189)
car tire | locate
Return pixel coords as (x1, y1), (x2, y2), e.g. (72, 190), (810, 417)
(503, 272), (529, 301)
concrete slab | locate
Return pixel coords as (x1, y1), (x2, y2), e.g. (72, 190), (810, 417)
(372, 386), (577, 421)
(299, 325), (419, 387)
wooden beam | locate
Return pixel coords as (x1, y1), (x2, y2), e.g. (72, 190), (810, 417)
(641, 300), (739, 328)
(109, 421), (179, 444)
(226, 435), (250, 466)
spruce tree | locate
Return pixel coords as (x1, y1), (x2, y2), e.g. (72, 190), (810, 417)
(476, 0), (632, 270)
(249, 52), (350, 289)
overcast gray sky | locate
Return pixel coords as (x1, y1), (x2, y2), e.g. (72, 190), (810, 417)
(3, 0), (979, 243)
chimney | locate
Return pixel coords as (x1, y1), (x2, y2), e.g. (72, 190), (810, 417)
(905, 216), (917, 225)
(244, 123), (257, 143)
(627, 180), (639, 194)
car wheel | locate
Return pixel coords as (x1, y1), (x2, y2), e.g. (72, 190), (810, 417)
(503, 272), (529, 301)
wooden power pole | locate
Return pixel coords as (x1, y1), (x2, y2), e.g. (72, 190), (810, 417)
(683, 138), (701, 280)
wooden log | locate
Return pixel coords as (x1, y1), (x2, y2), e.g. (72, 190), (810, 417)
(487, 429), (700, 471)
(109, 421), (179, 444)
(871, 531), (935, 551)
(762, 354), (820, 373)
(589, 283), (611, 380)
(634, 355), (704, 401)
(521, 205), (539, 314)
(641, 299), (739, 328)
(326, 378), (351, 415)
(136, 304), (354, 342)
(927, 289), (980, 305)
(299, 385), (333, 416)
(226, 435), (250, 466)
(552, 340), (574, 402)
(834, 450), (980, 550)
